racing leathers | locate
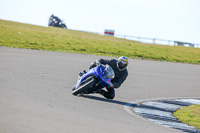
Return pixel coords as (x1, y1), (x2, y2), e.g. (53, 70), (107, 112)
(90, 58), (128, 99)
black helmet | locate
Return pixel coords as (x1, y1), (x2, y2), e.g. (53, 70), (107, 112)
(117, 56), (128, 71)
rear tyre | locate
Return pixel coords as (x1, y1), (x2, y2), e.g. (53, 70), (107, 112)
(72, 77), (96, 96)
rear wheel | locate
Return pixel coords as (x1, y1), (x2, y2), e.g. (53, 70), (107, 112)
(72, 77), (96, 96)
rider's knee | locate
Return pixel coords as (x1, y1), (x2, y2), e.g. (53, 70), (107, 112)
(107, 94), (115, 100)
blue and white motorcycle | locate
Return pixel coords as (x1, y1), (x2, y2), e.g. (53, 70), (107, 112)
(72, 64), (115, 96)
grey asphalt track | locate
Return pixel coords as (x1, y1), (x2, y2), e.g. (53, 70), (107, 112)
(0, 47), (199, 133)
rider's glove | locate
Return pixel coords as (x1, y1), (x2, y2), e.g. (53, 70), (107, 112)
(95, 59), (102, 66)
(91, 61), (96, 66)
(96, 62), (101, 66)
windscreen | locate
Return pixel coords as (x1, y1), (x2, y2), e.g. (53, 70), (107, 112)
(103, 65), (115, 79)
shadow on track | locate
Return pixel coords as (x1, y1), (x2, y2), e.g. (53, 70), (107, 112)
(79, 94), (137, 107)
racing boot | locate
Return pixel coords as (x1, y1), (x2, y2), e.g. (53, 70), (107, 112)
(79, 72), (84, 77)
(79, 70), (87, 77)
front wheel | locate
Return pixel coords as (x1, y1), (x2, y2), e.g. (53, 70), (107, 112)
(72, 77), (96, 96)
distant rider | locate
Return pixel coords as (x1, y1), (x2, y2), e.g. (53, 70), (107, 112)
(89, 56), (128, 99)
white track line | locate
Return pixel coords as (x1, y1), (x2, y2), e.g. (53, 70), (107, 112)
(123, 97), (200, 132)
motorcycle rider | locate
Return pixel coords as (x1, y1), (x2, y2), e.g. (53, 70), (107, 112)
(89, 56), (128, 99)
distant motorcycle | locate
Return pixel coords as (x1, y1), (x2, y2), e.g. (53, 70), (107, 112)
(72, 64), (115, 96)
(48, 14), (67, 29)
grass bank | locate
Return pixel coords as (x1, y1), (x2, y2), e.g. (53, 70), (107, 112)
(0, 19), (200, 64)
(173, 104), (200, 129)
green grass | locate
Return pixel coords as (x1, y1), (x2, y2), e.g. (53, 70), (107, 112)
(0, 19), (200, 64)
(173, 104), (200, 129)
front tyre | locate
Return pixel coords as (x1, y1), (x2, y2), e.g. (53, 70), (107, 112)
(72, 77), (96, 96)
